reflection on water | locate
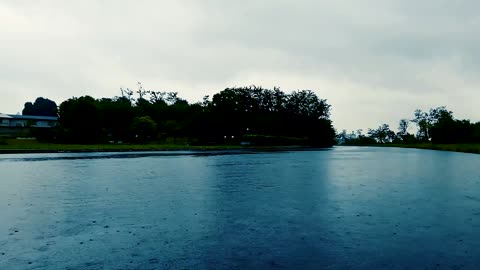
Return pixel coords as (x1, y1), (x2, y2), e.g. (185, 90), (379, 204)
(0, 147), (479, 269)
(0, 150), (257, 162)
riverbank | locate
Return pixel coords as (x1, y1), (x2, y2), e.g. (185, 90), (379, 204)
(0, 139), (322, 154)
(388, 143), (480, 154)
(357, 143), (480, 154)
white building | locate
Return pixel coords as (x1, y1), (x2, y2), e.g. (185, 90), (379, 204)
(0, 113), (58, 128)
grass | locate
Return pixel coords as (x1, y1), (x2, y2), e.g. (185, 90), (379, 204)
(381, 143), (480, 154)
(0, 139), (246, 153)
(0, 139), (316, 154)
(8, 139), (475, 154)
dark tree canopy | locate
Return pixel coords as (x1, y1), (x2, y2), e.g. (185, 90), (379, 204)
(209, 86), (335, 146)
(58, 96), (101, 143)
(367, 124), (396, 144)
(53, 85), (336, 146)
(131, 116), (157, 142)
(18, 87), (480, 147)
(22, 97), (58, 117)
(398, 119), (409, 136)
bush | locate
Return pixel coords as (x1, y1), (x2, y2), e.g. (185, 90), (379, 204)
(0, 140), (7, 145)
(29, 128), (56, 142)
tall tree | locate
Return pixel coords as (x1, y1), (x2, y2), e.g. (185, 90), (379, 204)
(411, 106), (453, 141)
(22, 97), (58, 117)
(97, 97), (135, 141)
(411, 109), (430, 141)
(398, 119), (409, 136)
(58, 96), (101, 143)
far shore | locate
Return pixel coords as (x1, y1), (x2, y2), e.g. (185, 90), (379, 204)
(0, 139), (332, 154)
(1, 139), (479, 155)
(343, 143), (480, 154)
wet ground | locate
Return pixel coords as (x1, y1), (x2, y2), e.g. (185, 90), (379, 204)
(0, 147), (479, 269)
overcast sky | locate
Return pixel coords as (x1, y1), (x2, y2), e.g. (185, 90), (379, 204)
(1, 0), (479, 132)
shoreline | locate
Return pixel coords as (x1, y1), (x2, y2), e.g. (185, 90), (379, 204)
(0, 144), (331, 154)
(3, 141), (479, 155)
(342, 143), (480, 154)
(388, 143), (480, 154)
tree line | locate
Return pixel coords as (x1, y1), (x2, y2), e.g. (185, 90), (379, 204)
(338, 106), (480, 145)
(23, 85), (336, 146)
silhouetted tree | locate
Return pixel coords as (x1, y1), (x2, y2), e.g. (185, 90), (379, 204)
(411, 106), (453, 141)
(131, 116), (157, 143)
(411, 109), (430, 141)
(338, 129), (377, 145)
(22, 97), (58, 117)
(398, 119), (409, 136)
(51, 85), (336, 146)
(368, 124), (395, 144)
(210, 86), (335, 146)
(97, 97), (134, 141)
(58, 96), (100, 143)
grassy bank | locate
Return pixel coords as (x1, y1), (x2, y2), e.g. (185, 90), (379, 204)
(350, 143), (480, 154)
(0, 139), (318, 154)
(341, 143), (480, 154)
(383, 143), (480, 154)
(0, 139), (246, 153)
(349, 143), (480, 154)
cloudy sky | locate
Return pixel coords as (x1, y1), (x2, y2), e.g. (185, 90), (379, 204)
(1, 0), (479, 132)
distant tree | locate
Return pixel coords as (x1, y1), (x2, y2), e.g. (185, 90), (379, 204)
(149, 91), (167, 104)
(50, 84), (337, 146)
(120, 87), (134, 102)
(336, 129), (348, 144)
(411, 106), (453, 141)
(338, 129), (377, 145)
(398, 119), (409, 136)
(131, 116), (157, 142)
(202, 95), (211, 107)
(368, 124), (395, 144)
(136, 82), (148, 100)
(135, 97), (153, 117)
(344, 106), (478, 147)
(428, 106), (453, 125)
(429, 110), (472, 144)
(411, 109), (430, 141)
(210, 86), (335, 146)
(286, 90), (331, 119)
(165, 92), (179, 105)
(58, 96), (101, 143)
(97, 97), (135, 141)
(393, 119), (412, 143)
(22, 97), (58, 117)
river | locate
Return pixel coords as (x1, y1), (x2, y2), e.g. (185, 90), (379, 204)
(0, 147), (479, 269)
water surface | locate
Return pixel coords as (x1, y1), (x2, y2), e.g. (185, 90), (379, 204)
(1, 147), (479, 269)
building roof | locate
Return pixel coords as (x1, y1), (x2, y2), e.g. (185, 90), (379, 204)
(4, 114), (58, 121)
(0, 113), (13, 119)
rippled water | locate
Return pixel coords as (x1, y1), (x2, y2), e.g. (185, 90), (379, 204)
(0, 147), (479, 269)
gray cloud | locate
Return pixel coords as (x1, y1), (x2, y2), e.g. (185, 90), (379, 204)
(1, 0), (479, 131)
